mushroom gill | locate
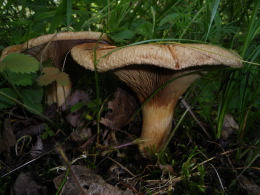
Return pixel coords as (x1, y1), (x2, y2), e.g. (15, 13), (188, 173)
(71, 43), (242, 154)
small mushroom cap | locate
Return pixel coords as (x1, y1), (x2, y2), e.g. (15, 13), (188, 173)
(0, 31), (109, 61)
(71, 43), (242, 71)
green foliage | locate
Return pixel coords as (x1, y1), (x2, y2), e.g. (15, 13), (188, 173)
(0, 53), (43, 113)
(21, 88), (43, 113)
(69, 98), (102, 121)
(42, 125), (55, 140)
(6, 71), (37, 86)
(0, 53), (40, 73)
(0, 88), (17, 109)
(0, 0), (259, 194)
(180, 147), (206, 193)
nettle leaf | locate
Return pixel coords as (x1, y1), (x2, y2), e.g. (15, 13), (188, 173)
(1, 53), (40, 73)
(7, 72), (36, 86)
(0, 88), (18, 110)
(21, 88), (43, 113)
(56, 72), (70, 86)
(38, 67), (70, 86)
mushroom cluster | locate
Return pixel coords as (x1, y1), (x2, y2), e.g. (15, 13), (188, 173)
(71, 42), (242, 153)
(1, 32), (242, 154)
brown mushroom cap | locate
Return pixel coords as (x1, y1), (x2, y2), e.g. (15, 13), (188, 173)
(71, 43), (242, 154)
(0, 31), (110, 107)
(1, 31), (109, 61)
(71, 43), (242, 71)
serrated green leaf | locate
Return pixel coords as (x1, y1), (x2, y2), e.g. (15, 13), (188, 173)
(1, 53), (40, 73)
(56, 72), (70, 86)
(21, 88), (43, 113)
(0, 88), (18, 110)
(7, 71), (36, 86)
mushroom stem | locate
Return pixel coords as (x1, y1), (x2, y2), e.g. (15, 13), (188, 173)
(137, 72), (200, 153)
(139, 99), (176, 153)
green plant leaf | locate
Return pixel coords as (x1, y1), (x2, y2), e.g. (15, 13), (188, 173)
(1, 53), (40, 73)
(205, 0), (220, 41)
(110, 29), (135, 42)
(21, 88), (43, 113)
(0, 88), (18, 110)
(0, 61), (7, 72)
(136, 21), (153, 38)
(66, 0), (72, 27)
(159, 13), (179, 27)
(70, 101), (86, 112)
(7, 72), (36, 86)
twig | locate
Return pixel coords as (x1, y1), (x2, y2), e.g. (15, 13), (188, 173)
(118, 181), (141, 194)
(107, 156), (136, 177)
(191, 148), (237, 171)
(56, 143), (86, 195)
(1, 148), (55, 178)
(210, 163), (226, 194)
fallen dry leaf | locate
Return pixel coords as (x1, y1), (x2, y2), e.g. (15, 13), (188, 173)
(13, 172), (47, 195)
(221, 114), (239, 140)
(0, 119), (16, 154)
(100, 88), (138, 129)
(239, 175), (260, 195)
(53, 165), (135, 195)
(70, 128), (92, 142)
(62, 89), (90, 111)
(62, 90), (91, 127)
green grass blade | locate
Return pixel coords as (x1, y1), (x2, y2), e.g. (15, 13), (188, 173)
(205, 0), (220, 41)
(66, 0), (72, 27)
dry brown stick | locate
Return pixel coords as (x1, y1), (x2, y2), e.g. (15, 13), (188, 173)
(192, 148), (238, 171)
(56, 143), (86, 195)
(107, 156), (136, 177)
